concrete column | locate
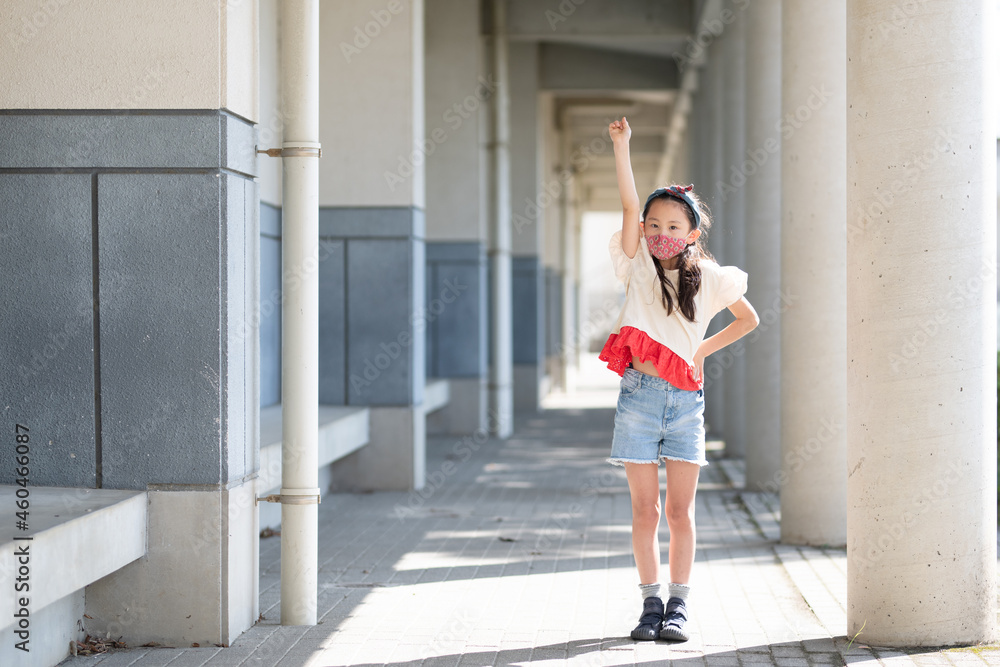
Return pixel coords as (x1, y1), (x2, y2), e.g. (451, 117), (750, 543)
(743, 0), (782, 491)
(668, 98), (694, 185)
(0, 0), (260, 651)
(540, 92), (565, 393)
(571, 206), (586, 379)
(485, 0), (514, 437)
(846, 0), (997, 645)
(424, 0), (489, 436)
(690, 72), (709, 223)
(510, 41), (545, 413)
(321, 0), (428, 490)
(558, 126), (579, 391)
(702, 41), (727, 439)
(720, 11), (747, 459)
(780, 1), (846, 545)
(661, 68), (697, 185)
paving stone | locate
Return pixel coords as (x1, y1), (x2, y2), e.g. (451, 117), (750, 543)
(704, 656), (741, 667)
(807, 657), (845, 667)
(909, 654), (960, 666)
(420, 656), (462, 667)
(804, 638), (841, 653)
(738, 654), (778, 665)
(772, 644), (808, 657)
(161, 649), (223, 667)
(774, 658), (811, 667)
(56, 388), (1000, 667)
(940, 653), (989, 666)
(76, 651), (151, 667)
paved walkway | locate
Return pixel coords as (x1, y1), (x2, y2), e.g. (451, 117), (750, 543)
(62, 370), (1000, 666)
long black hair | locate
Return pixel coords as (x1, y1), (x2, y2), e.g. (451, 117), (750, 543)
(641, 185), (714, 322)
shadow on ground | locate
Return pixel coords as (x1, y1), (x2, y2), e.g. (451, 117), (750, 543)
(332, 636), (995, 667)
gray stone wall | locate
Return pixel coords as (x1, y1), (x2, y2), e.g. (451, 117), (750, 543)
(260, 202), (281, 407)
(512, 255), (543, 364)
(0, 111), (258, 489)
(318, 207), (426, 407)
(425, 242), (488, 378)
(545, 267), (563, 358)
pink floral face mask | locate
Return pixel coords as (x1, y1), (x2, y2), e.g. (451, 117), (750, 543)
(646, 234), (689, 260)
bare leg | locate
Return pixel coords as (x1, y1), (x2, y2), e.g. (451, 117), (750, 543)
(663, 459), (700, 584)
(623, 462), (662, 584)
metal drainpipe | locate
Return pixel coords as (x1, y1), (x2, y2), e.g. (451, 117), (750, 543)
(277, 0), (320, 626)
(490, 0), (512, 435)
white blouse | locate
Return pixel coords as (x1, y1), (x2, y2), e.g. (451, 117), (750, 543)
(607, 229), (748, 367)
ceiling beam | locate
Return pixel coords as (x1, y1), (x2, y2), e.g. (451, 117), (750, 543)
(502, 0), (692, 42)
(539, 43), (680, 92)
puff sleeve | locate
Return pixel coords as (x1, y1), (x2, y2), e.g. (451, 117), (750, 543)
(608, 230), (634, 283)
(707, 262), (748, 315)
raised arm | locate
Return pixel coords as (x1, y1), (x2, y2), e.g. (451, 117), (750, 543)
(609, 117), (641, 258)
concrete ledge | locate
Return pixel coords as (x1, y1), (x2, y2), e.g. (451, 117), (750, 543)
(0, 486), (146, 666)
(513, 364), (541, 413)
(329, 405), (425, 492)
(424, 378), (450, 415)
(258, 404), (371, 493)
(427, 377), (486, 436)
(0, 486), (146, 617)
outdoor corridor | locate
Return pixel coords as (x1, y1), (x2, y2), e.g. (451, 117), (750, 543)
(61, 360), (1000, 667)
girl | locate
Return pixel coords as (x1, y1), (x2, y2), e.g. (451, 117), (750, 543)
(598, 117), (759, 642)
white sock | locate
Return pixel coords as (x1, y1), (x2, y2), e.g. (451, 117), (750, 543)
(639, 582), (661, 600)
(668, 582), (690, 601)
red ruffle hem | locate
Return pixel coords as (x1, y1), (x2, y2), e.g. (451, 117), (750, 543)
(599, 325), (702, 391)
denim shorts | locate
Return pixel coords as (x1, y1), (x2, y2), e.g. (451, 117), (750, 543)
(608, 367), (708, 467)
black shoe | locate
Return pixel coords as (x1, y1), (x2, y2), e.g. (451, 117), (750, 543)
(659, 596), (689, 642)
(630, 596), (664, 641)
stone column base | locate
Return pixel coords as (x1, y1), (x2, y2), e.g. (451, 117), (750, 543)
(330, 406), (427, 491)
(513, 363), (542, 413)
(427, 377), (488, 436)
(489, 382), (514, 438)
(84, 478), (259, 646)
(546, 356), (567, 393)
